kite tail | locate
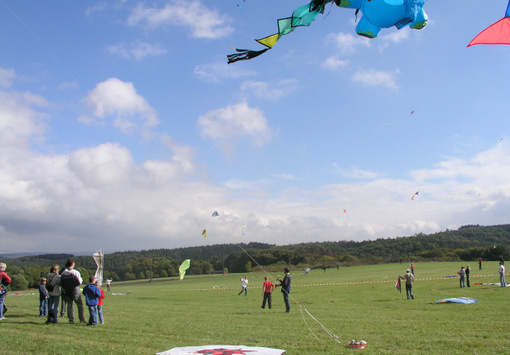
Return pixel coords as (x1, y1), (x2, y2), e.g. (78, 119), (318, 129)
(227, 47), (271, 64)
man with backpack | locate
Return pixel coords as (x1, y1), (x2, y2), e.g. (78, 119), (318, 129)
(60, 259), (85, 324)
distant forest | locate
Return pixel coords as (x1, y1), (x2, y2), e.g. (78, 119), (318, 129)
(2, 224), (509, 291)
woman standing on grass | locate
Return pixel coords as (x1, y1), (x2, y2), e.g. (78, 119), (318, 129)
(0, 263), (12, 320)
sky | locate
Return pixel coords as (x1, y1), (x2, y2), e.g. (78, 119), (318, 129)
(1, 0), (510, 255)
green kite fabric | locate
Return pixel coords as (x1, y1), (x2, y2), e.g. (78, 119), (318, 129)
(227, 1), (326, 64)
(179, 259), (191, 281)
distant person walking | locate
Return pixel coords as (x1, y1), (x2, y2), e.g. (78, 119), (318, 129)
(0, 263), (11, 320)
(39, 278), (49, 317)
(457, 266), (466, 288)
(499, 261), (506, 287)
(399, 269), (414, 300)
(478, 258), (482, 270)
(410, 263), (415, 275)
(106, 279), (112, 292)
(277, 268), (292, 313)
(466, 265), (471, 287)
(60, 258), (85, 324)
(238, 276), (248, 296)
(261, 276), (275, 309)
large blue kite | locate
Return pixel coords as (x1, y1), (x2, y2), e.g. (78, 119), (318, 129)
(228, 0), (428, 63)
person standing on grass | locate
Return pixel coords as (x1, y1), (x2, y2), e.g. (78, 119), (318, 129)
(60, 258), (86, 324)
(499, 261), (506, 287)
(39, 278), (49, 317)
(457, 266), (466, 288)
(46, 264), (61, 324)
(277, 268), (291, 312)
(261, 276), (275, 309)
(96, 281), (105, 324)
(83, 276), (101, 326)
(238, 276), (248, 296)
(479, 258), (482, 270)
(465, 265), (471, 287)
(399, 269), (414, 300)
(410, 263), (415, 275)
(0, 263), (11, 320)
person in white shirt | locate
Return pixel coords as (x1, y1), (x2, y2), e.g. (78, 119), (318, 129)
(499, 262), (506, 287)
(60, 259), (85, 324)
(238, 276), (248, 296)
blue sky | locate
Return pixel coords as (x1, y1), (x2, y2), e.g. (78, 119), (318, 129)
(1, 0), (510, 254)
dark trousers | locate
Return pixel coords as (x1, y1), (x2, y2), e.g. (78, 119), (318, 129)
(261, 292), (272, 309)
(282, 290), (290, 312)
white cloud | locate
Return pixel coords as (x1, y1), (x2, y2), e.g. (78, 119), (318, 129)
(0, 68), (15, 89)
(0, 91), (48, 148)
(82, 78), (159, 134)
(333, 165), (381, 180)
(380, 28), (410, 45)
(240, 79), (299, 100)
(128, 0), (233, 39)
(194, 62), (256, 82)
(197, 101), (275, 154)
(321, 55), (349, 70)
(107, 41), (168, 60)
(328, 32), (370, 54)
(351, 68), (400, 90)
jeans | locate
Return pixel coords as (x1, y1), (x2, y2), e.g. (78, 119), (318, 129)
(459, 276), (465, 288)
(238, 287), (247, 296)
(0, 293), (5, 318)
(261, 292), (272, 309)
(97, 305), (103, 324)
(39, 298), (48, 316)
(406, 284), (414, 299)
(88, 305), (98, 325)
(500, 273), (506, 287)
(48, 296), (60, 323)
(282, 290), (290, 312)
(64, 292), (85, 323)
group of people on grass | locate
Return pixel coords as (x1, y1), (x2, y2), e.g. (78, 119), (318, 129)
(239, 268), (292, 312)
(0, 258), (106, 326)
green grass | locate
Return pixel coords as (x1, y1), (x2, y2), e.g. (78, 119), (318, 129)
(2, 261), (509, 354)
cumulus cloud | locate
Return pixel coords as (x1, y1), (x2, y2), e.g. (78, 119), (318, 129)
(351, 68), (400, 90)
(107, 41), (168, 60)
(128, 0), (233, 39)
(194, 62), (256, 82)
(81, 78), (159, 134)
(197, 101), (275, 153)
(240, 79), (299, 100)
(321, 55), (349, 70)
(0, 68), (15, 89)
(328, 32), (370, 54)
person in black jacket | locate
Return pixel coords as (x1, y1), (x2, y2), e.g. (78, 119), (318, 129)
(277, 268), (291, 313)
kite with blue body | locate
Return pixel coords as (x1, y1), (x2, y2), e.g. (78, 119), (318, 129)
(435, 297), (479, 304)
(212, 211), (219, 217)
(228, 0), (428, 63)
(468, 0), (510, 46)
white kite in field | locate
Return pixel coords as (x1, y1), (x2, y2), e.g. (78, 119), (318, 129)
(93, 248), (104, 286)
(157, 345), (286, 354)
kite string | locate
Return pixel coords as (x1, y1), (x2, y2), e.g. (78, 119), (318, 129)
(236, 244), (341, 344)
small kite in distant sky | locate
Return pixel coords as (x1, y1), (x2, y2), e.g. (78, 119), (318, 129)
(411, 191), (419, 200)
(242, 226), (246, 235)
(237, 0), (246, 8)
(468, 0), (510, 47)
(212, 211), (219, 217)
(343, 209), (347, 214)
(202, 229), (207, 238)
(359, 110), (414, 143)
(179, 259), (191, 281)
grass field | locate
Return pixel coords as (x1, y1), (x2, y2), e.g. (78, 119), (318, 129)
(1, 261), (509, 354)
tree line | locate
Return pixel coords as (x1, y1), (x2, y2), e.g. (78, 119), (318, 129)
(2, 224), (509, 290)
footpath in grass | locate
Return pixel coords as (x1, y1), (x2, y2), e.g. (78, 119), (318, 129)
(1, 261), (508, 354)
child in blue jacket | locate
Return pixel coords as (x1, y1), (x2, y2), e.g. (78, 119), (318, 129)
(82, 276), (102, 325)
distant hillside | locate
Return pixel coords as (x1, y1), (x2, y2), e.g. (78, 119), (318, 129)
(2, 225), (509, 288)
